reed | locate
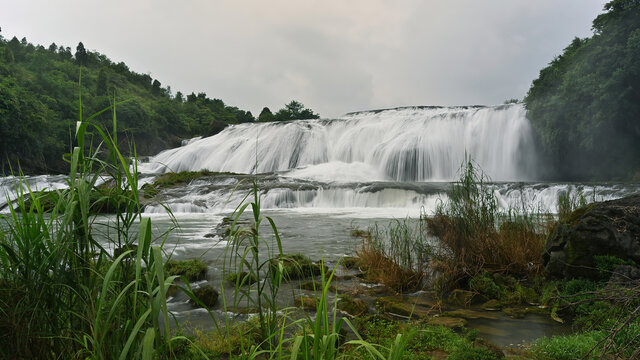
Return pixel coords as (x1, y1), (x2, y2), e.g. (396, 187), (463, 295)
(427, 156), (546, 290)
(0, 91), (183, 358)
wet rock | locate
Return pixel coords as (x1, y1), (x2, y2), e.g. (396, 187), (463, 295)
(226, 271), (258, 285)
(427, 316), (467, 329)
(337, 296), (369, 316)
(543, 194), (640, 279)
(270, 254), (327, 280)
(191, 284), (219, 308)
(299, 280), (336, 292)
(447, 289), (486, 306)
(502, 306), (547, 319)
(376, 296), (434, 319)
(341, 256), (359, 269)
(442, 309), (499, 320)
(295, 296), (318, 310)
(481, 299), (502, 311)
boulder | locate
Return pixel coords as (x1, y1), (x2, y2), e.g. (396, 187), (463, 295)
(190, 284), (219, 308)
(543, 195), (640, 279)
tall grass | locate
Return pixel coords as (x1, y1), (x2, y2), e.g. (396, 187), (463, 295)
(426, 157), (546, 289)
(0, 93), (183, 358)
(356, 217), (431, 292)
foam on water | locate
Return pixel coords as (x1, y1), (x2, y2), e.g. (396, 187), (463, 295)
(140, 105), (537, 182)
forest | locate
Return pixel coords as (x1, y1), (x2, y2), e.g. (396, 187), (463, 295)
(0, 32), (318, 174)
(524, 0), (640, 180)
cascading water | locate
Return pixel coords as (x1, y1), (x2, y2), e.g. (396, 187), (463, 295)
(141, 104), (538, 182)
(134, 104), (640, 215)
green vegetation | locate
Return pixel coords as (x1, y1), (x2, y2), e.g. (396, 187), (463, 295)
(165, 259), (208, 282)
(356, 217), (431, 292)
(269, 253), (326, 280)
(0, 31), (320, 175)
(0, 101), (192, 358)
(258, 100), (320, 122)
(524, 0), (640, 180)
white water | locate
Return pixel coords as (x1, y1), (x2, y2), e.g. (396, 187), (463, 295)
(141, 105), (537, 182)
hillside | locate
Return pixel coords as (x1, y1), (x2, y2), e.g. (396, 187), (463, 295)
(524, 0), (640, 180)
(0, 33), (255, 174)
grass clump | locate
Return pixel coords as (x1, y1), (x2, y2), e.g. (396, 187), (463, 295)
(356, 217), (431, 292)
(165, 259), (208, 282)
(190, 319), (263, 358)
(427, 157), (546, 291)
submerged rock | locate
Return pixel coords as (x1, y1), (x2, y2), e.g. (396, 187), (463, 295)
(543, 194), (640, 279)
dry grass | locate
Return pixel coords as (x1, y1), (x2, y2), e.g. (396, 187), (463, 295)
(356, 241), (424, 292)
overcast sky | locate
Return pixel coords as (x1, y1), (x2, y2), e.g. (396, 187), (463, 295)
(1, 1), (607, 117)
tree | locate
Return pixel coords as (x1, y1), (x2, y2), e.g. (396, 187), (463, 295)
(96, 68), (108, 95)
(152, 79), (161, 95)
(75, 42), (87, 66)
(524, 0), (640, 180)
(48, 43), (57, 53)
(273, 100), (319, 121)
(258, 107), (274, 122)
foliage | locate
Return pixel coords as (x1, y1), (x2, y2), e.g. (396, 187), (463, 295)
(355, 217), (431, 292)
(524, 0), (640, 180)
(258, 100), (320, 122)
(530, 331), (606, 360)
(0, 35), (255, 174)
(0, 101), (186, 358)
(427, 157), (545, 290)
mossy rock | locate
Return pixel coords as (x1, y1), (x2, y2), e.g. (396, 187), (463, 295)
(441, 309), (499, 320)
(166, 259), (208, 282)
(226, 271), (258, 286)
(376, 296), (433, 319)
(295, 296), (318, 310)
(427, 316), (467, 330)
(298, 280), (336, 292)
(447, 289), (484, 307)
(141, 183), (159, 198)
(338, 295), (369, 316)
(269, 254), (326, 280)
(469, 272), (505, 300)
(341, 256), (359, 269)
(480, 299), (502, 311)
(191, 285), (219, 308)
(502, 305), (547, 319)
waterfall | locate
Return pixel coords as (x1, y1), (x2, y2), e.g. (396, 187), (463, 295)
(140, 104), (538, 182)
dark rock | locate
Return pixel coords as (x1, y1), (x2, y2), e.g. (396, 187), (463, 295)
(608, 265), (640, 285)
(190, 284), (219, 308)
(543, 195), (640, 279)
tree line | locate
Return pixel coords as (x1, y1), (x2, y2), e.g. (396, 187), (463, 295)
(524, 0), (640, 180)
(0, 31), (319, 174)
